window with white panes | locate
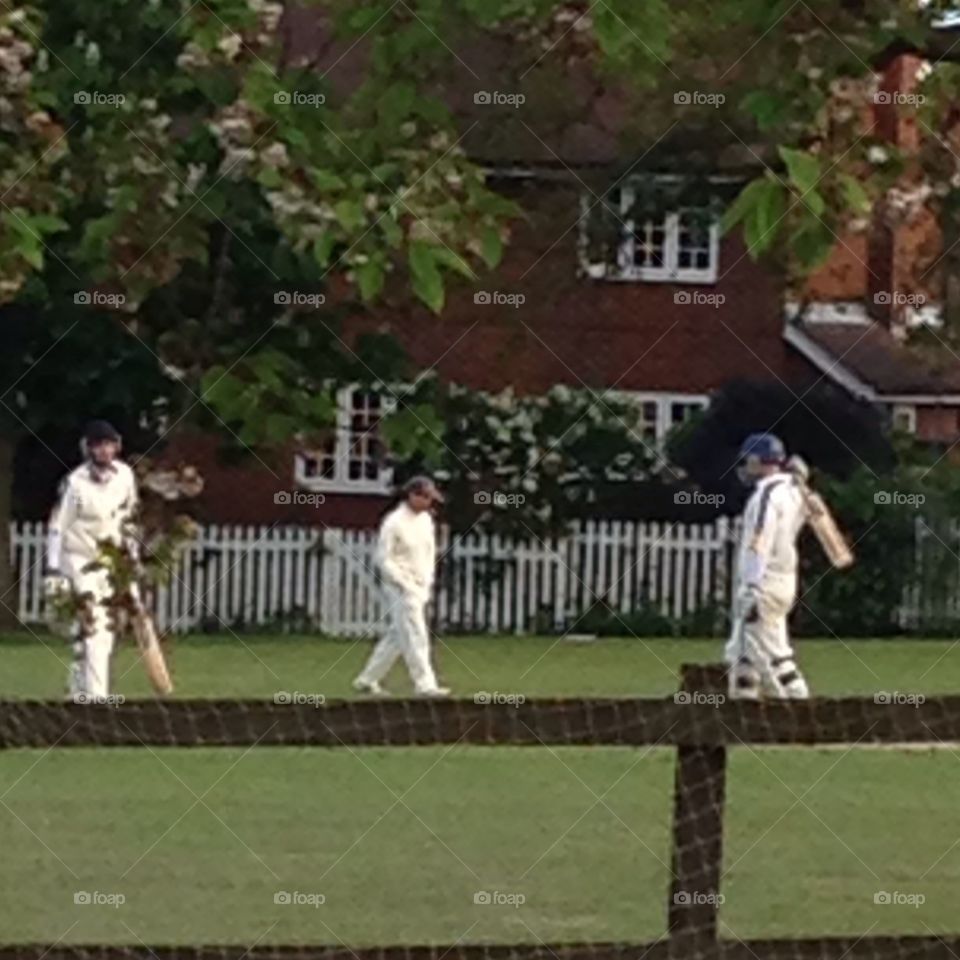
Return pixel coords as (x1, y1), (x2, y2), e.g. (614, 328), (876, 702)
(629, 394), (709, 445)
(583, 186), (720, 283)
(891, 403), (917, 435)
(296, 387), (394, 493)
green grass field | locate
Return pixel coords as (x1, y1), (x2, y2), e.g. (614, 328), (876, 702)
(1, 632), (959, 945)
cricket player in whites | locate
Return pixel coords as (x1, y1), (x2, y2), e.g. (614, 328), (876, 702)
(44, 420), (139, 700)
(726, 433), (811, 700)
(354, 475), (450, 697)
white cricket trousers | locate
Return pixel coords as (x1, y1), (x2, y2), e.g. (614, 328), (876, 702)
(358, 583), (439, 692)
(64, 560), (116, 700)
(725, 574), (809, 699)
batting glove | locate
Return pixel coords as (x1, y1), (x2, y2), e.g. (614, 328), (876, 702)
(43, 572), (69, 599)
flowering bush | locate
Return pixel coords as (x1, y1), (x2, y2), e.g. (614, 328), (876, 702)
(381, 376), (662, 536)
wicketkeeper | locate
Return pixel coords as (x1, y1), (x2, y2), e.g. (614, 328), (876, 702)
(45, 420), (140, 700)
(354, 475), (450, 697)
(725, 433), (811, 700)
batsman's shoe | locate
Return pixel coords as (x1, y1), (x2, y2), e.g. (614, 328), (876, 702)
(352, 678), (388, 696)
(416, 685), (451, 698)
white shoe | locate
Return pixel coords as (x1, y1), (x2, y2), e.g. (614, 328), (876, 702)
(353, 678), (387, 696)
(416, 685), (451, 698)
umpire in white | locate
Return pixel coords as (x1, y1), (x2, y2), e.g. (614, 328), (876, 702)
(45, 420), (139, 700)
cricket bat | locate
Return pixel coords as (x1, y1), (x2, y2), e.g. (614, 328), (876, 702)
(131, 605), (174, 696)
(787, 456), (855, 569)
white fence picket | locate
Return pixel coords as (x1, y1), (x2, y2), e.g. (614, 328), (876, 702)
(10, 514), (884, 637)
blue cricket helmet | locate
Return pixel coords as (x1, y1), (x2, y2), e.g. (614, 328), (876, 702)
(738, 432), (786, 464)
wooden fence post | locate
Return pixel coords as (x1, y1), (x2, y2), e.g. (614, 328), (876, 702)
(667, 663), (729, 959)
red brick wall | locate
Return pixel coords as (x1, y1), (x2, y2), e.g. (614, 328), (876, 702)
(916, 405), (960, 443)
(164, 179), (816, 526)
(344, 178), (803, 393)
(802, 54), (943, 319)
(159, 432), (390, 528)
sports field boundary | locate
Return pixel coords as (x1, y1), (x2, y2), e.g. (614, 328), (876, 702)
(3, 665), (960, 959)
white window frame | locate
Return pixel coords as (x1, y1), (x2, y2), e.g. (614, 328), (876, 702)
(623, 391), (711, 446)
(580, 188), (720, 284)
(295, 385), (395, 494)
(891, 402), (917, 435)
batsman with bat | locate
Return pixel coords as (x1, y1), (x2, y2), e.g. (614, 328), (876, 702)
(44, 420), (143, 701)
(726, 433), (854, 700)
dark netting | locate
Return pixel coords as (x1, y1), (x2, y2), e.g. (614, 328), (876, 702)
(3, 666), (960, 959)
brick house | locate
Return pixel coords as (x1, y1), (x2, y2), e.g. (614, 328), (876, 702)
(163, 20), (960, 527)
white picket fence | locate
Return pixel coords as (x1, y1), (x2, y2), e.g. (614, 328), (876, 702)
(9, 519), (736, 636)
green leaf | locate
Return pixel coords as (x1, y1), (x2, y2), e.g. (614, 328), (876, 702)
(744, 178), (787, 255)
(372, 162), (400, 181)
(333, 199), (365, 232)
(264, 412), (299, 440)
(779, 146), (821, 197)
(202, 368), (247, 412)
(346, 6), (387, 33)
(237, 419), (264, 446)
(413, 95), (451, 127)
(740, 90), (785, 131)
(408, 241), (444, 313)
(283, 128), (309, 150)
(249, 351), (287, 391)
(257, 166), (283, 189)
(377, 81), (416, 126)
(840, 174), (872, 215)
(356, 259), (386, 301)
(30, 214), (69, 234)
(792, 219), (835, 270)
(474, 190), (523, 219)
(80, 216), (117, 254)
(433, 246), (475, 280)
(313, 233), (337, 268)
(722, 177), (774, 234)
(479, 226), (503, 269)
(803, 189), (825, 218)
(380, 403), (446, 459)
(379, 214), (403, 249)
(20, 241), (43, 270)
(308, 391), (337, 424)
(312, 169), (347, 192)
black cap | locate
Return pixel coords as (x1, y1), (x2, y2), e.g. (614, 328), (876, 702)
(84, 419), (121, 444)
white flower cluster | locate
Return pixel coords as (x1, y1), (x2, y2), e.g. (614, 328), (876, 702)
(404, 378), (653, 530)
